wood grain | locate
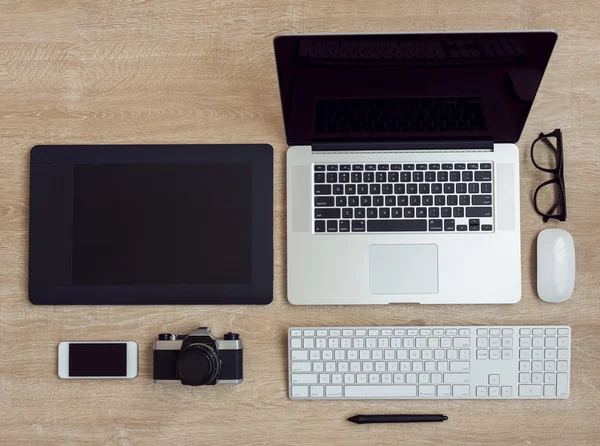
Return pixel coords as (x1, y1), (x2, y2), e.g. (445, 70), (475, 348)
(1, 0), (600, 444)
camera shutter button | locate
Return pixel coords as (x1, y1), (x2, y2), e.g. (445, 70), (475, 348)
(224, 332), (240, 340)
(158, 333), (175, 340)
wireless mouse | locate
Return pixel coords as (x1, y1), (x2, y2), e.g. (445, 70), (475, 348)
(537, 229), (575, 302)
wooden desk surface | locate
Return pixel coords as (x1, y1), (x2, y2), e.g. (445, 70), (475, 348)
(2, 1), (600, 444)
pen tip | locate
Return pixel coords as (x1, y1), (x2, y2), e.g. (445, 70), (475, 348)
(443, 416), (448, 420)
(347, 416), (360, 423)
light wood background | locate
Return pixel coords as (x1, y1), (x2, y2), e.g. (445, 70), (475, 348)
(1, 1), (600, 444)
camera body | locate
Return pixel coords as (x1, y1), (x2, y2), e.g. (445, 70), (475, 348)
(153, 327), (243, 386)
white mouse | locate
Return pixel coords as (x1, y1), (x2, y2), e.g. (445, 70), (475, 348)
(537, 229), (575, 302)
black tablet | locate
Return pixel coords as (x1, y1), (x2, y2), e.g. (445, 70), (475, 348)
(28, 144), (273, 305)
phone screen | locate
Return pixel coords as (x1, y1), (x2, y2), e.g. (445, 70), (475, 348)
(69, 343), (127, 377)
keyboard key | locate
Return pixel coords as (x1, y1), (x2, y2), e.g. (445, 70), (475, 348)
(422, 195), (433, 206)
(315, 208), (340, 219)
(472, 195), (492, 206)
(315, 220), (325, 232)
(438, 171), (449, 182)
(419, 184), (430, 194)
(454, 163), (466, 170)
(364, 172), (374, 182)
(365, 164), (376, 171)
(397, 196), (408, 206)
(434, 196), (445, 206)
(429, 219), (442, 231)
(354, 208), (365, 218)
(416, 164), (427, 170)
(340, 165), (351, 171)
(416, 207), (427, 218)
(339, 172), (349, 183)
(339, 220), (350, 232)
(456, 183), (467, 193)
(370, 183), (381, 194)
(475, 171), (492, 181)
(351, 220), (365, 232)
(459, 195), (470, 205)
(413, 172), (423, 182)
(351, 172), (362, 183)
(361, 196), (371, 206)
(442, 163), (453, 170)
(326, 165), (338, 171)
(407, 184), (417, 194)
(481, 183), (492, 193)
(480, 163), (492, 169)
(378, 164), (389, 170)
(333, 185), (343, 195)
(425, 172), (436, 182)
(453, 207), (464, 218)
(462, 171), (473, 182)
(336, 196), (347, 207)
(401, 172), (411, 182)
(428, 207), (440, 218)
(291, 386), (309, 397)
(429, 164), (440, 170)
(345, 185), (356, 195)
(452, 385), (470, 397)
(482, 225), (492, 231)
(432, 183), (443, 194)
(314, 165), (325, 171)
(450, 171), (461, 182)
(394, 184), (405, 194)
(358, 185), (368, 195)
(367, 208), (377, 218)
(327, 173), (337, 183)
(315, 197), (334, 207)
(410, 196), (421, 206)
(367, 220), (427, 232)
(326, 220), (338, 232)
(403, 164), (414, 170)
(388, 172), (399, 182)
(468, 183), (479, 194)
(345, 386), (417, 398)
(379, 208), (390, 218)
(391, 164), (402, 170)
(376, 172), (386, 182)
(519, 385), (542, 397)
(352, 164), (364, 171)
(385, 196), (396, 206)
(447, 195), (458, 206)
(314, 172), (325, 183)
(444, 219), (455, 231)
(467, 163), (478, 169)
(404, 207), (415, 218)
(466, 207), (492, 217)
(315, 185), (331, 195)
(441, 207), (452, 217)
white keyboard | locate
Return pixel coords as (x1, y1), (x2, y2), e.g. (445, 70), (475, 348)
(288, 326), (571, 400)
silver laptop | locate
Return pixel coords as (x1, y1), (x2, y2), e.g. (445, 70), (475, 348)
(275, 31), (557, 305)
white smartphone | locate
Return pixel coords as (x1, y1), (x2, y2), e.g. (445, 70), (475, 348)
(58, 341), (138, 379)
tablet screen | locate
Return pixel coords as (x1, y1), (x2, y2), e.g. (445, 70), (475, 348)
(72, 163), (252, 286)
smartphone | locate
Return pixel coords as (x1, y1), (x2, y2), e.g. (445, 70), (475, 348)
(58, 341), (138, 379)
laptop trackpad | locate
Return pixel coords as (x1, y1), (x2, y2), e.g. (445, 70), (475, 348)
(369, 244), (438, 294)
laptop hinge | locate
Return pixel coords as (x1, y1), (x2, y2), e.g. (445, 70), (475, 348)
(312, 140), (494, 152)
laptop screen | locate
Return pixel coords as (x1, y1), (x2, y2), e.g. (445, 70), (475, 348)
(274, 32), (557, 145)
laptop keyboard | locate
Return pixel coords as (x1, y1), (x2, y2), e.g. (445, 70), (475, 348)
(313, 162), (493, 233)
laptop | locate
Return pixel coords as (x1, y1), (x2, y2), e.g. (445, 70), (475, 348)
(275, 31), (557, 305)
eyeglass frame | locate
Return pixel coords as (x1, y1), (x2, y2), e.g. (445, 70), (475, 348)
(530, 128), (567, 222)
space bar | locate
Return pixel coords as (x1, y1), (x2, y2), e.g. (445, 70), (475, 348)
(367, 220), (427, 232)
(345, 385), (417, 398)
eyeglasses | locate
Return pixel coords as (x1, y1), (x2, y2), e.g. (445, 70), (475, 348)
(530, 128), (567, 222)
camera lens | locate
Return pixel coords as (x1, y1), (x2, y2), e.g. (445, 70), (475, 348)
(176, 344), (221, 386)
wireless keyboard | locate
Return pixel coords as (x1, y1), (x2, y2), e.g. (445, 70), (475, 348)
(288, 326), (571, 399)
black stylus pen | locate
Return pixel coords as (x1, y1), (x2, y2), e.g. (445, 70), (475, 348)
(348, 414), (448, 424)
